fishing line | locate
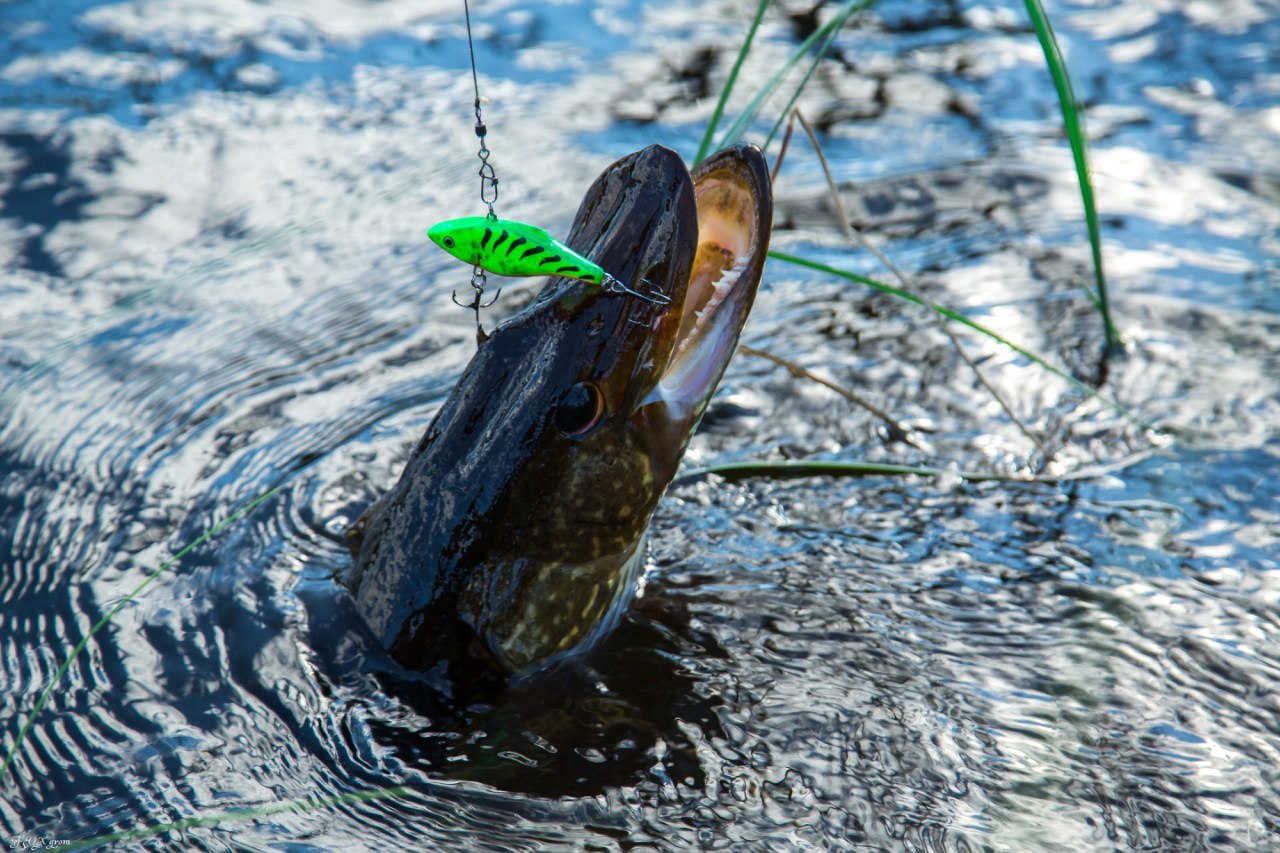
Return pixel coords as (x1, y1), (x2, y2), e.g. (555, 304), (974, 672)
(451, 0), (503, 336)
(439, 1), (671, 334)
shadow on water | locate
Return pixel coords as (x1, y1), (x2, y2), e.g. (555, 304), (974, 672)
(299, 574), (723, 800)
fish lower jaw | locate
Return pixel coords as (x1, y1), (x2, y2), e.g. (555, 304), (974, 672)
(658, 158), (762, 409)
(672, 251), (751, 361)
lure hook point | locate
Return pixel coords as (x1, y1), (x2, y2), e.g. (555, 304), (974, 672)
(637, 277), (672, 306)
(601, 273), (671, 307)
(452, 285), (500, 311)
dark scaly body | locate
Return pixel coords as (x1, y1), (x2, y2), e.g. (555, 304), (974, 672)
(344, 144), (772, 676)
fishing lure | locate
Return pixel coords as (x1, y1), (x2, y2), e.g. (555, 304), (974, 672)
(428, 215), (669, 305)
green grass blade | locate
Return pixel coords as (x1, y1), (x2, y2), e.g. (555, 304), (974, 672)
(695, 0), (771, 165)
(63, 784), (412, 850)
(1023, 0), (1119, 353)
(714, 0), (873, 155)
(680, 459), (999, 483)
(679, 450), (1161, 486)
(762, 24), (842, 152)
(766, 249), (1150, 429)
(0, 486), (283, 784)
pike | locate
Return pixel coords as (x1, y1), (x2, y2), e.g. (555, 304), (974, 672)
(344, 144), (773, 676)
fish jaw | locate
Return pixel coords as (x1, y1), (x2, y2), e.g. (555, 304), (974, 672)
(633, 143), (773, 483)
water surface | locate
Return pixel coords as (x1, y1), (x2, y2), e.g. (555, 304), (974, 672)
(2, 0), (1278, 849)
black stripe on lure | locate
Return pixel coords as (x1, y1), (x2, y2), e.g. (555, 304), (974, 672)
(427, 216), (670, 305)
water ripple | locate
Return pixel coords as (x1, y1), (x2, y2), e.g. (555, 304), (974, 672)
(3, 0), (1279, 849)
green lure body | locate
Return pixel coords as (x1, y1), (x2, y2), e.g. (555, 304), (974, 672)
(428, 216), (607, 284)
(427, 215), (669, 305)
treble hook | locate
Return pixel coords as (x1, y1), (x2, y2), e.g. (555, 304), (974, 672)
(450, 287), (502, 310)
(452, 265), (501, 343)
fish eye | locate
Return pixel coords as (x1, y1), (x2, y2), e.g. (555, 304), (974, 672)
(442, 236), (456, 249)
(554, 382), (604, 437)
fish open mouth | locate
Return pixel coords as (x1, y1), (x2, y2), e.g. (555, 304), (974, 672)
(655, 144), (772, 416)
(626, 143), (772, 486)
